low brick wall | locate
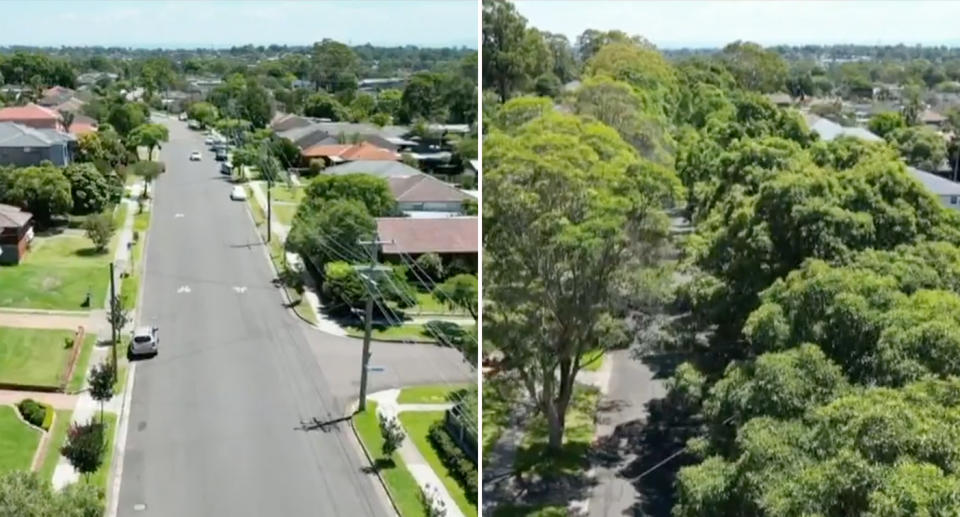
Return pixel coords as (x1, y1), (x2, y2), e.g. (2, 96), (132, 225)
(60, 326), (86, 391)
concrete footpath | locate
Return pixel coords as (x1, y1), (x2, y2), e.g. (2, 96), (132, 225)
(368, 389), (464, 517)
(52, 198), (137, 491)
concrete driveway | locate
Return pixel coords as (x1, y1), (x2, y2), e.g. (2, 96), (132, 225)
(115, 117), (474, 517)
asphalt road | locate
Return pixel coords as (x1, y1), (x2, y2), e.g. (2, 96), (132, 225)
(116, 116), (474, 517)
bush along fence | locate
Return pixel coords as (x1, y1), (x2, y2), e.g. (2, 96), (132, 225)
(429, 420), (478, 505)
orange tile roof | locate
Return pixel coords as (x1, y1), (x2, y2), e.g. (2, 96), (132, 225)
(301, 141), (399, 161)
(0, 103), (59, 121)
(68, 122), (97, 135)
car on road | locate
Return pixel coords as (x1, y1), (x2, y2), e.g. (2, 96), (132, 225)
(221, 162), (233, 175)
(230, 186), (247, 201)
(129, 326), (159, 357)
(178, 112), (188, 121)
(189, 151), (202, 161)
(215, 148), (228, 161)
(204, 136), (214, 145)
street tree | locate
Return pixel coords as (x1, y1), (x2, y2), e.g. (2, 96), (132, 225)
(484, 110), (680, 452)
(106, 101), (147, 136)
(378, 413), (405, 458)
(83, 213), (115, 253)
(61, 420), (105, 478)
(127, 160), (165, 199)
(126, 123), (169, 161)
(187, 102), (219, 128)
(87, 361), (115, 423)
(0, 471), (102, 516)
(433, 274), (478, 321)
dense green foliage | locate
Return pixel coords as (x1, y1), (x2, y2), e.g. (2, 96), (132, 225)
(0, 471), (102, 516)
(428, 421), (478, 504)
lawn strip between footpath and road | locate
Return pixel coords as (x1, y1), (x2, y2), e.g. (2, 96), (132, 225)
(82, 411), (117, 498)
(399, 411), (478, 517)
(37, 409), (73, 482)
(0, 404), (42, 474)
(515, 385), (599, 478)
(244, 185), (318, 325)
(0, 327), (79, 389)
(345, 323), (444, 343)
(354, 401), (427, 517)
(121, 208), (152, 310)
(398, 384), (469, 405)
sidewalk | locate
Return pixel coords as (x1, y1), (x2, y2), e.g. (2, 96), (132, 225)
(52, 198), (137, 491)
(0, 390), (77, 410)
(368, 389), (464, 517)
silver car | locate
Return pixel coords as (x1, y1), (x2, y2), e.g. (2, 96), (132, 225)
(130, 326), (159, 357)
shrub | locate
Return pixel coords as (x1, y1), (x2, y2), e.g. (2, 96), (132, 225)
(308, 159), (325, 176)
(424, 320), (468, 348)
(414, 253), (445, 282)
(322, 261), (366, 312)
(40, 404), (54, 431)
(428, 421), (477, 504)
(17, 399), (47, 429)
(83, 212), (116, 253)
(378, 413), (405, 457)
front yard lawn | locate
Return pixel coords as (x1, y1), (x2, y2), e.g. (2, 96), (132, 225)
(0, 327), (77, 389)
(271, 203), (298, 226)
(37, 409), (73, 482)
(514, 385), (599, 478)
(0, 233), (114, 310)
(398, 384), (469, 404)
(0, 405), (41, 473)
(354, 402), (426, 517)
(399, 411), (477, 517)
(270, 185), (305, 203)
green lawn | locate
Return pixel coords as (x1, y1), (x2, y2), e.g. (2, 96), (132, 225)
(82, 411), (117, 499)
(0, 405), (42, 474)
(37, 409), (73, 482)
(398, 384), (470, 405)
(399, 411), (477, 517)
(0, 233), (114, 310)
(515, 385), (599, 478)
(121, 209), (151, 310)
(271, 203), (298, 226)
(66, 333), (99, 393)
(113, 363), (128, 395)
(354, 402), (426, 517)
(270, 185), (305, 203)
(0, 327), (77, 389)
(581, 349), (604, 372)
(345, 323), (440, 343)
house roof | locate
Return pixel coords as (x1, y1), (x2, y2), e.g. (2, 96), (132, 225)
(68, 121), (98, 135)
(302, 141), (400, 161)
(907, 167), (960, 196)
(0, 122), (66, 147)
(806, 115), (883, 142)
(376, 216), (478, 255)
(0, 103), (60, 122)
(324, 160), (423, 178)
(387, 174), (470, 204)
(271, 113), (313, 132)
(921, 109), (947, 124)
(0, 203), (32, 228)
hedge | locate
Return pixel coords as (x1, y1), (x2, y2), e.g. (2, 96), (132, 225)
(17, 399), (53, 431)
(427, 421), (477, 504)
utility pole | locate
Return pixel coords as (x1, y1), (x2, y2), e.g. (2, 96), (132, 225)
(355, 236), (393, 412)
(109, 262), (117, 380)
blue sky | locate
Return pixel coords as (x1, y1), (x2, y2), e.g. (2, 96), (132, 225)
(0, 1), (478, 48)
(515, 1), (960, 49)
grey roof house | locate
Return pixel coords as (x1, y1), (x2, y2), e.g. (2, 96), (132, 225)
(387, 174), (471, 215)
(0, 122), (75, 167)
(907, 166), (960, 211)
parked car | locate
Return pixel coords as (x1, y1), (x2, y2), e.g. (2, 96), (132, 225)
(230, 186), (247, 200)
(204, 136), (214, 145)
(189, 151), (202, 161)
(178, 113), (188, 121)
(215, 148), (228, 161)
(221, 162), (233, 175)
(129, 326), (159, 357)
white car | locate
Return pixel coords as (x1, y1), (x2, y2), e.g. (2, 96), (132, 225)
(129, 326), (159, 357)
(204, 137), (214, 145)
(189, 151), (202, 161)
(230, 186), (247, 201)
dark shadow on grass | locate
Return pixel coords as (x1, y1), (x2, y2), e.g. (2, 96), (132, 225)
(75, 247), (109, 257)
(361, 457), (396, 474)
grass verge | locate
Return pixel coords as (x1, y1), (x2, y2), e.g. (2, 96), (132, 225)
(0, 405), (41, 474)
(398, 384), (469, 405)
(66, 333), (99, 393)
(515, 385), (599, 478)
(345, 323), (443, 343)
(81, 411), (117, 499)
(581, 349), (604, 372)
(354, 402), (426, 517)
(122, 209), (151, 310)
(37, 409), (73, 482)
(399, 411), (477, 516)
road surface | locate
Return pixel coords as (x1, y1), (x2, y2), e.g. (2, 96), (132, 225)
(116, 116), (473, 516)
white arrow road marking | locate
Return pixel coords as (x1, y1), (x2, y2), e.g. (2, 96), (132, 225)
(174, 213), (184, 218)
(233, 286), (247, 293)
(177, 285), (191, 294)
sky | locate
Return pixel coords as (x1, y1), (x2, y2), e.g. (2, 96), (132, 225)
(515, 1), (960, 49)
(0, 1), (478, 48)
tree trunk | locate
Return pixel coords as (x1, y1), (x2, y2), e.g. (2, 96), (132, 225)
(545, 401), (564, 452)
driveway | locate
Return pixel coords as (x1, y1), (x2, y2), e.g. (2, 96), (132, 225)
(115, 117), (473, 517)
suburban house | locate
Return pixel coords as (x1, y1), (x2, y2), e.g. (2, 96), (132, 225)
(271, 113), (313, 132)
(301, 141), (400, 166)
(0, 204), (33, 265)
(76, 71), (118, 86)
(37, 86), (76, 108)
(387, 174), (472, 215)
(804, 113), (884, 142)
(375, 216), (478, 272)
(921, 109), (947, 129)
(273, 116), (412, 152)
(358, 77), (406, 92)
(766, 92), (794, 107)
(0, 122), (75, 166)
(67, 114), (99, 136)
(805, 113), (960, 211)
(0, 103), (64, 131)
(324, 160), (425, 178)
